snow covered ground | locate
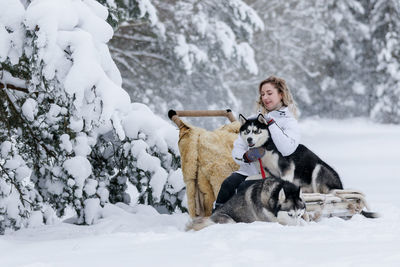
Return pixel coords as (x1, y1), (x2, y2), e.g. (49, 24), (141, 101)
(1, 118), (400, 267)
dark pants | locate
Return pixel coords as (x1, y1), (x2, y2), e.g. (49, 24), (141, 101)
(215, 172), (259, 205)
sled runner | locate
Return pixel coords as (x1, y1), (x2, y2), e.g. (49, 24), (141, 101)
(168, 109), (378, 221)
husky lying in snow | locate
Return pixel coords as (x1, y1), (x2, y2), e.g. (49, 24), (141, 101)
(240, 114), (343, 193)
(186, 177), (306, 231)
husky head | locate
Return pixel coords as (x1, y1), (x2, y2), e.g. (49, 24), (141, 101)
(239, 114), (269, 148)
(276, 182), (306, 226)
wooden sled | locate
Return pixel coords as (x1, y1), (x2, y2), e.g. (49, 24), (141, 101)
(302, 189), (378, 221)
(168, 109), (378, 221)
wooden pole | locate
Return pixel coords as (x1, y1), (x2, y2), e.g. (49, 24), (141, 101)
(168, 109), (236, 127)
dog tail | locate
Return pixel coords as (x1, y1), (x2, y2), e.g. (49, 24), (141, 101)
(361, 210), (380, 219)
(185, 217), (214, 231)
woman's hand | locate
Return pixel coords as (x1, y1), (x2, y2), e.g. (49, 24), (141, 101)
(263, 113), (275, 126)
(243, 147), (266, 163)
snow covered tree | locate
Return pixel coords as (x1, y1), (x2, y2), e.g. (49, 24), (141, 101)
(109, 0), (264, 128)
(370, 0), (400, 123)
(314, 0), (373, 118)
(0, 0), (186, 233)
(0, 139), (43, 234)
(1, 0), (127, 226)
(0, 0), (45, 233)
(94, 103), (185, 213)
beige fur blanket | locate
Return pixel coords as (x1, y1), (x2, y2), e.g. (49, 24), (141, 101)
(177, 120), (240, 217)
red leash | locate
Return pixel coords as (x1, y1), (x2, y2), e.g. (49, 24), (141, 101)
(258, 158), (266, 179)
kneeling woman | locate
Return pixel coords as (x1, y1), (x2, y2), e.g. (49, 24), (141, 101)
(214, 75), (301, 210)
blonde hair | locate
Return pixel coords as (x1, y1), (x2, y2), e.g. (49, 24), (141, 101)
(256, 75), (298, 118)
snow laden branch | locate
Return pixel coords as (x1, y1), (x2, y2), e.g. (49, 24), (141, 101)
(0, 83), (29, 94)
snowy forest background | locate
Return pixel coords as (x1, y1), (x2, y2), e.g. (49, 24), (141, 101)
(1, 0), (400, 234)
(109, 0), (400, 125)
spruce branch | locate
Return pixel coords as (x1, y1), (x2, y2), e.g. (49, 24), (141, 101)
(0, 163), (34, 208)
(2, 87), (57, 158)
(0, 83), (29, 94)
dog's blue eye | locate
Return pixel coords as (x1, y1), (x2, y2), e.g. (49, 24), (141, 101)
(245, 129), (250, 134)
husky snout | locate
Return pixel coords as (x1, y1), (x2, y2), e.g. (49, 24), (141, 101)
(247, 137), (254, 146)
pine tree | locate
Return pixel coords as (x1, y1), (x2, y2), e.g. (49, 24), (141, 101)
(370, 0), (400, 123)
(92, 104), (186, 214)
(317, 0), (373, 118)
(0, 0), (44, 233)
(1, 0), (186, 233)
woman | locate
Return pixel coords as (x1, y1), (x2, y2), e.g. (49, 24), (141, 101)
(214, 75), (300, 210)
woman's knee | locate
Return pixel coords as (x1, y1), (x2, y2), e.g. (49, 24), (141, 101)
(216, 173), (246, 203)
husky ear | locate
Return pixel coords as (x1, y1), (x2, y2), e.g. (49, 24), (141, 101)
(239, 114), (247, 125)
(257, 114), (267, 124)
(278, 188), (286, 203)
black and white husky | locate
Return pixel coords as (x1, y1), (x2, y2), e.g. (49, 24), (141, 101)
(239, 114), (343, 194)
(186, 177), (306, 230)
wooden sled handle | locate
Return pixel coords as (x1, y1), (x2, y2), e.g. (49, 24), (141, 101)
(168, 109), (236, 128)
